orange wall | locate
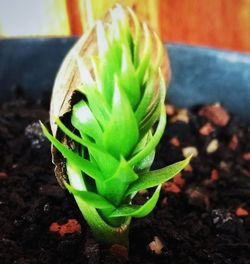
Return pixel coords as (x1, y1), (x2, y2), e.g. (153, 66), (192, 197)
(159, 0), (250, 52)
(71, 0), (250, 52)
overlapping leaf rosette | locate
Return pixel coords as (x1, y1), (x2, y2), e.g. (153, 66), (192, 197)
(42, 5), (190, 246)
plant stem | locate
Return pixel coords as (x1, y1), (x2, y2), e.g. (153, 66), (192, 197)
(75, 196), (131, 247)
(67, 160), (131, 247)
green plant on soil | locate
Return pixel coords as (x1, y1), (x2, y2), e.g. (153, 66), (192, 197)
(41, 5), (191, 247)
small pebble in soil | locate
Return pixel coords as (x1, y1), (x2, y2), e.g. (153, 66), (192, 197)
(182, 146), (198, 158)
(199, 122), (214, 136)
(183, 164), (193, 172)
(165, 104), (176, 116)
(148, 236), (164, 255)
(25, 121), (46, 149)
(173, 173), (185, 188)
(171, 108), (189, 123)
(235, 207), (249, 217)
(228, 134), (238, 150)
(242, 169), (250, 177)
(242, 152), (250, 161)
(206, 139), (219, 154)
(198, 103), (230, 126)
(163, 182), (181, 193)
(186, 187), (210, 209)
(210, 169), (219, 182)
(0, 172), (8, 178)
(169, 137), (181, 147)
(43, 203), (50, 212)
(49, 219), (81, 236)
(219, 161), (231, 172)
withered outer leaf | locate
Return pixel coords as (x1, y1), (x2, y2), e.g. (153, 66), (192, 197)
(49, 7), (171, 188)
(50, 26), (98, 187)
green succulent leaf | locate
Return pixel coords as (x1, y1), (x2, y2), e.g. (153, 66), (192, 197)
(129, 104), (166, 166)
(66, 158), (87, 190)
(88, 148), (119, 180)
(133, 131), (155, 172)
(139, 69), (166, 136)
(135, 76), (155, 123)
(136, 23), (152, 85)
(126, 156), (192, 196)
(71, 100), (103, 143)
(139, 98), (162, 137)
(40, 122), (103, 182)
(134, 149), (155, 173)
(99, 51), (119, 106)
(55, 117), (119, 182)
(103, 76), (139, 158)
(119, 44), (140, 109)
(77, 84), (111, 129)
(127, 6), (141, 67)
(64, 181), (115, 209)
(103, 157), (138, 205)
(110, 184), (161, 218)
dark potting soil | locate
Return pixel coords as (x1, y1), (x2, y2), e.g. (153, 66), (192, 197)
(0, 90), (250, 264)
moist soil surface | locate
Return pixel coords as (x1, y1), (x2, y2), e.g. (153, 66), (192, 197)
(0, 91), (250, 264)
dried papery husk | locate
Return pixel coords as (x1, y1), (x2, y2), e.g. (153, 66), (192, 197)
(50, 5), (171, 187)
(50, 25), (99, 187)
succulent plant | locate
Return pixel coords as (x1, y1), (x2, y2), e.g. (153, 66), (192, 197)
(41, 5), (190, 247)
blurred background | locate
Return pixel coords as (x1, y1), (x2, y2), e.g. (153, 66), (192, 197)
(0, 0), (249, 53)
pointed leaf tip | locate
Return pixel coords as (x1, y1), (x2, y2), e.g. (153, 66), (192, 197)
(126, 155), (191, 195)
(110, 185), (161, 218)
(96, 20), (109, 57)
